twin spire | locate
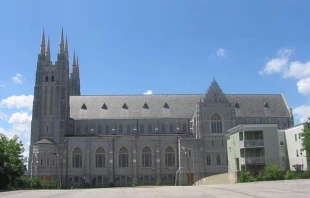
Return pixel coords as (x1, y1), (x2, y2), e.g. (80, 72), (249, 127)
(39, 28), (79, 71)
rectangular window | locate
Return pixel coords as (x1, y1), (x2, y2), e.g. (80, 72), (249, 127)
(299, 133), (301, 139)
(295, 134), (297, 141)
(296, 149), (299, 157)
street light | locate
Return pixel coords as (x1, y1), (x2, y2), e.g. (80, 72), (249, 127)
(53, 148), (62, 189)
(181, 146), (195, 185)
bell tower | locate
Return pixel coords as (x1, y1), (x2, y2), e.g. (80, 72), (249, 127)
(29, 28), (72, 182)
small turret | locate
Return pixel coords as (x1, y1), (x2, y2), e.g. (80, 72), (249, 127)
(46, 36), (51, 62)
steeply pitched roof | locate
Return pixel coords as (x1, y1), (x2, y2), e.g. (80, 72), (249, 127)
(35, 139), (54, 144)
(226, 94), (291, 117)
(69, 94), (291, 120)
(70, 95), (202, 119)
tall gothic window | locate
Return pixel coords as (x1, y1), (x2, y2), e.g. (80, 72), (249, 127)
(169, 124), (173, 133)
(148, 124), (152, 133)
(140, 124), (144, 133)
(127, 125), (131, 133)
(119, 125), (123, 134)
(162, 124), (165, 133)
(98, 125), (101, 134)
(105, 125), (110, 134)
(75, 125), (80, 134)
(72, 148), (82, 168)
(95, 147), (105, 168)
(165, 146), (175, 167)
(211, 113), (223, 133)
(119, 147), (129, 167)
(206, 154), (211, 166)
(216, 154), (221, 165)
(182, 124), (187, 132)
(142, 146), (152, 167)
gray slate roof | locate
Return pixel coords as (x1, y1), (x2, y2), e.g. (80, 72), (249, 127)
(70, 95), (202, 119)
(69, 94), (291, 120)
(226, 94), (291, 117)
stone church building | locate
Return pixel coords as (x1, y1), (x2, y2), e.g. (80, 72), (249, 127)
(28, 30), (294, 187)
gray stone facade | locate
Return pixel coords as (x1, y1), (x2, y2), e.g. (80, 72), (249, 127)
(28, 30), (294, 187)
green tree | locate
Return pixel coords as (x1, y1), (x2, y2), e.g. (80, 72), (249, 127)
(301, 117), (310, 167)
(0, 134), (27, 189)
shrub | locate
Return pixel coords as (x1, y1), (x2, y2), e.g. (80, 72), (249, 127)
(239, 171), (256, 183)
(263, 163), (283, 181)
(284, 170), (294, 180)
(156, 181), (162, 186)
(132, 182), (137, 187)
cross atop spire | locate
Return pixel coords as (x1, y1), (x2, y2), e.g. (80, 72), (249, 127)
(39, 28), (45, 55)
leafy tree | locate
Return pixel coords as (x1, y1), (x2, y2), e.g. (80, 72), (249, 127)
(301, 117), (310, 167)
(0, 134), (27, 189)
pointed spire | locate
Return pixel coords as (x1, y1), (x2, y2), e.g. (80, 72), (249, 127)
(65, 35), (69, 60)
(76, 55), (79, 68)
(39, 28), (45, 55)
(46, 36), (50, 61)
(72, 50), (76, 66)
(58, 27), (65, 54)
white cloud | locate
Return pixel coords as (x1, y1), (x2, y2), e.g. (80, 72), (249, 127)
(216, 48), (226, 58)
(0, 94), (33, 110)
(283, 61), (310, 79)
(0, 111), (31, 141)
(143, 90), (153, 95)
(259, 48), (310, 124)
(293, 105), (310, 123)
(297, 77), (310, 96)
(259, 48), (293, 75)
(12, 73), (23, 84)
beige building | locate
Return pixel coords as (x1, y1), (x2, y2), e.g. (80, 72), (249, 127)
(285, 124), (308, 171)
(28, 30), (294, 187)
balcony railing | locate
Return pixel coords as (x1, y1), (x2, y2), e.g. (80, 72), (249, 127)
(240, 157), (265, 165)
(240, 140), (264, 148)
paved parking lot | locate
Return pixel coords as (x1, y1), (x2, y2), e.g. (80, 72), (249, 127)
(1, 179), (310, 198)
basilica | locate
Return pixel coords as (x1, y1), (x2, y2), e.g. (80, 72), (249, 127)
(29, 29), (294, 187)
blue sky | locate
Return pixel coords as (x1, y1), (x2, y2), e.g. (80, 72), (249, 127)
(0, 0), (309, 159)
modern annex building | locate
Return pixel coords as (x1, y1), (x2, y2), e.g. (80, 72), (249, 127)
(28, 30), (294, 187)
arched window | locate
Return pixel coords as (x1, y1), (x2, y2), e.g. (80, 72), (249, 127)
(119, 125), (123, 133)
(51, 76), (54, 82)
(45, 75), (48, 82)
(206, 154), (211, 166)
(127, 125), (131, 133)
(75, 125), (80, 134)
(140, 124), (144, 133)
(95, 147), (105, 168)
(119, 147), (129, 167)
(142, 146), (152, 167)
(148, 124), (152, 133)
(105, 125), (110, 134)
(84, 125), (88, 134)
(72, 148), (82, 168)
(169, 124), (173, 133)
(182, 124), (187, 132)
(165, 146), (175, 167)
(162, 124), (165, 133)
(216, 154), (221, 165)
(211, 113), (223, 133)
(98, 125), (101, 134)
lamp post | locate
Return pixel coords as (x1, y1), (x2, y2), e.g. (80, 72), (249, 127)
(53, 148), (62, 189)
(181, 146), (195, 185)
